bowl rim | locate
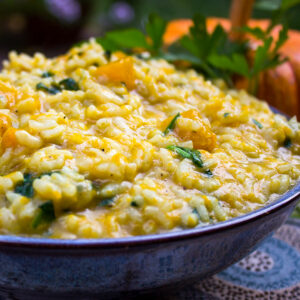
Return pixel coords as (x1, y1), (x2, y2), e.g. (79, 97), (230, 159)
(0, 181), (299, 249)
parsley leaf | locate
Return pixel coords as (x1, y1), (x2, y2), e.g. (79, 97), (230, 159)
(59, 78), (80, 91)
(284, 137), (292, 148)
(14, 173), (35, 198)
(36, 82), (61, 95)
(252, 118), (263, 129)
(163, 112), (180, 136)
(146, 13), (167, 54)
(98, 29), (150, 52)
(41, 71), (54, 78)
(32, 201), (56, 229)
(167, 145), (213, 176)
(98, 197), (115, 207)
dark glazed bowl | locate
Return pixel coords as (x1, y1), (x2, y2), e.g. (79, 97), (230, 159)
(0, 183), (299, 300)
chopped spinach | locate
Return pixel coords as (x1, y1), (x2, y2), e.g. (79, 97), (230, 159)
(163, 112), (180, 136)
(41, 71), (54, 78)
(98, 197), (115, 207)
(223, 112), (230, 118)
(32, 201), (56, 229)
(252, 118), (263, 129)
(36, 82), (61, 95)
(283, 137), (292, 148)
(14, 173), (34, 198)
(59, 78), (79, 91)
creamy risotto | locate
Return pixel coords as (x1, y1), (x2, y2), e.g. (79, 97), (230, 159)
(0, 40), (299, 238)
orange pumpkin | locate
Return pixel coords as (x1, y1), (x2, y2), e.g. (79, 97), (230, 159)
(163, 18), (300, 117)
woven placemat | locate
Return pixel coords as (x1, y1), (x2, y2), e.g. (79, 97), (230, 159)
(162, 218), (300, 300)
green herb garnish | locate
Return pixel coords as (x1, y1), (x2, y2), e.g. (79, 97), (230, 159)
(97, 13), (166, 57)
(167, 145), (213, 175)
(163, 112), (180, 136)
(252, 118), (263, 129)
(41, 71), (54, 78)
(192, 208), (200, 219)
(283, 137), (292, 148)
(32, 201), (56, 229)
(224, 112), (230, 118)
(36, 82), (61, 95)
(59, 78), (79, 91)
(167, 145), (204, 168)
(98, 197), (115, 207)
(204, 169), (213, 177)
(14, 173), (34, 198)
(130, 201), (139, 207)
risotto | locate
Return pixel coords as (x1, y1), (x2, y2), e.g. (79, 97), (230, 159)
(0, 39), (299, 238)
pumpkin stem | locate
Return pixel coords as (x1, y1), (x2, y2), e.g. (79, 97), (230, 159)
(248, 75), (259, 96)
(230, 0), (255, 40)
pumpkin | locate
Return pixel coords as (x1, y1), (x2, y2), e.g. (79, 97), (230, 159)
(163, 18), (300, 117)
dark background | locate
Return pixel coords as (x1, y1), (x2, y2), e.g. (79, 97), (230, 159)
(0, 0), (300, 59)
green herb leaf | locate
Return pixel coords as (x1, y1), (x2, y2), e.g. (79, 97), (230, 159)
(209, 53), (250, 78)
(99, 197), (115, 207)
(41, 71), (54, 78)
(146, 13), (167, 54)
(252, 37), (274, 76)
(32, 201), (55, 229)
(130, 201), (139, 207)
(163, 112), (180, 136)
(252, 118), (263, 129)
(36, 82), (61, 95)
(98, 29), (150, 52)
(284, 137), (292, 148)
(59, 78), (79, 91)
(14, 173), (34, 198)
(224, 112), (230, 118)
(238, 26), (267, 40)
(166, 145), (204, 168)
(192, 208), (200, 219)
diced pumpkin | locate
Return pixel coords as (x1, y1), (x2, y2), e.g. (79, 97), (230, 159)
(2, 127), (18, 149)
(175, 109), (216, 151)
(94, 57), (136, 90)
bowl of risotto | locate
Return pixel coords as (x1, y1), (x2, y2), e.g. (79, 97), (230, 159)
(0, 40), (299, 299)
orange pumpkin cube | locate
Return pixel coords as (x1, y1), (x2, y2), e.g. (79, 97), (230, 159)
(2, 127), (17, 149)
(94, 57), (136, 90)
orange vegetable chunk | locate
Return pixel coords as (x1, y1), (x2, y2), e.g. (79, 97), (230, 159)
(94, 57), (136, 90)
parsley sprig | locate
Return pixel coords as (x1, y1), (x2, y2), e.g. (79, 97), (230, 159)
(163, 112), (180, 136)
(76, 1), (300, 96)
(97, 13), (166, 57)
(167, 145), (212, 176)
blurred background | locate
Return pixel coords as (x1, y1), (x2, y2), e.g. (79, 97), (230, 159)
(0, 0), (300, 60)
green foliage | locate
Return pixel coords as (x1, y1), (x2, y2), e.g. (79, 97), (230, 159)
(59, 78), (80, 91)
(14, 173), (35, 198)
(252, 119), (264, 129)
(32, 201), (56, 229)
(163, 112), (180, 136)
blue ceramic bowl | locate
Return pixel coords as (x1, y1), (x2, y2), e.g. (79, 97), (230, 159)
(0, 182), (299, 299)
